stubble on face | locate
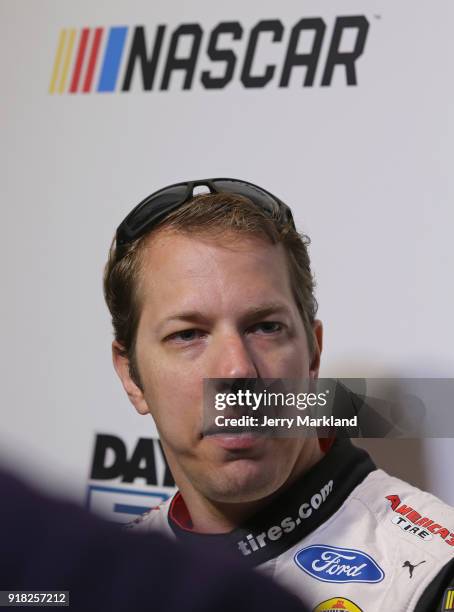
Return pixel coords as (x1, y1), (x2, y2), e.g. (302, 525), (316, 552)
(132, 229), (322, 508)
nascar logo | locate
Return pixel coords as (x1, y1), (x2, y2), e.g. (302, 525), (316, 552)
(49, 17), (370, 94)
(49, 27), (127, 94)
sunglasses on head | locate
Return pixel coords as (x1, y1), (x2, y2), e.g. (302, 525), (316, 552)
(116, 178), (295, 248)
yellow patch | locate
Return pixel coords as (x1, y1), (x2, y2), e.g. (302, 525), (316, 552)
(313, 597), (363, 612)
(443, 589), (454, 611)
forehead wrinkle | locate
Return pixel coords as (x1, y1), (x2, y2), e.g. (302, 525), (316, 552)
(139, 230), (296, 320)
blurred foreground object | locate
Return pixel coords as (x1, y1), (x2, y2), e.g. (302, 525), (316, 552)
(0, 469), (308, 612)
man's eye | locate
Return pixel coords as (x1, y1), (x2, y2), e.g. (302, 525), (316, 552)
(249, 321), (283, 334)
(167, 329), (206, 342)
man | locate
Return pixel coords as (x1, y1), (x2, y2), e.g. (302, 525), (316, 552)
(104, 178), (454, 611)
(0, 467), (308, 612)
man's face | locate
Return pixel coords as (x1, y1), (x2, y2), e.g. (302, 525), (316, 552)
(114, 229), (322, 504)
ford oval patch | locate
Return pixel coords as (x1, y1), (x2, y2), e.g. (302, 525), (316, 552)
(294, 544), (384, 584)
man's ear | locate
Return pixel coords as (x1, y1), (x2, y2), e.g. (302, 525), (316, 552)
(112, 340), (150, 415)
(309, 320), (323, 379)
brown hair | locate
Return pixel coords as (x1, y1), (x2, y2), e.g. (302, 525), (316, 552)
(103, 192), (318, 387)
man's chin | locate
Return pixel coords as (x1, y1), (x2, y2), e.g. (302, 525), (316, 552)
(203, 456), (282, 504)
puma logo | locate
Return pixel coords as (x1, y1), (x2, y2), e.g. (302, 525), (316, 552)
(402, 560), (426, 578)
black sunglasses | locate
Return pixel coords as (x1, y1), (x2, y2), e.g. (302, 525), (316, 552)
(116, 178), (295, 248)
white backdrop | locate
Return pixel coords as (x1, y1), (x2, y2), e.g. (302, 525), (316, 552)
(1, 0), (453, 516)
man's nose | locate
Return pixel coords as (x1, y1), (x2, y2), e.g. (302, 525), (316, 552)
(210, 333), (259, 379)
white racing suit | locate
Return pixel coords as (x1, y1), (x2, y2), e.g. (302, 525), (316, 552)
(128, 439), (454, 612)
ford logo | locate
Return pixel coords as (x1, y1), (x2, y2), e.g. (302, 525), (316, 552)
(294, 545), (384, 583)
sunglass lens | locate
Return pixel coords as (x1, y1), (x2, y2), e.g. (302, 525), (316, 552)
(126, 184), (189, 235)
(212, 180), (278, 215)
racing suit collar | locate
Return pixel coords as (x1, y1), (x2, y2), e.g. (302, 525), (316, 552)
(168, 438), (376, 566)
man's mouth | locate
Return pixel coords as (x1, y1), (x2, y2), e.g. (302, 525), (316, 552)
(202, 426), (270, 450)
